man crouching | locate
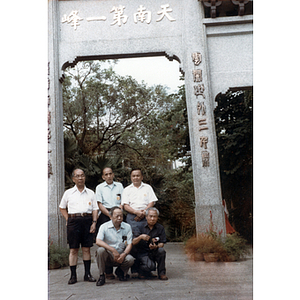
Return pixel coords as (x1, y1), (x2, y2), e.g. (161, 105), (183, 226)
(132, 207), (168, 280)
(95, 206), (134, 286)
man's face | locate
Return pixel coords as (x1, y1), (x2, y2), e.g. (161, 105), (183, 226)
(111, 208), (123, 227)
(102, 168), (114, 185)
(131, 170), (143, 187)
(72, 169), (85, 187)
(146, 210), (158, 227)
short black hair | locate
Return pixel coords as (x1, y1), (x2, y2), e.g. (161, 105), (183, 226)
(109, 206), (122, 217)
(130, 168), (143, 176)
(71, 168), (84, 178)
(102, 167), (113, 175)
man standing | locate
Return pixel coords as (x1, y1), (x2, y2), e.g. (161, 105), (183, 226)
(95, 167), (124, 234)
(95, 206), (135, 286)
(132, 207), (168, 280)
(59, 169), (98, 284)
(95, 167), (124, 278)
(122, 168), (158, 230)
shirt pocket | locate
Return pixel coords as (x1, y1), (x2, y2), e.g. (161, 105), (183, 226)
(116, 193), (121, 204)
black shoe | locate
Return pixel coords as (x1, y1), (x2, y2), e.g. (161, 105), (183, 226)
(159, 274), (168, 280)
(115, 267), (127, 281)
(84, 274), (96, 282)
(96, 274), (105, 286)
(68, 276), (77, 284)
(119, 274), (129, 281)
(105, 273), (115, 279)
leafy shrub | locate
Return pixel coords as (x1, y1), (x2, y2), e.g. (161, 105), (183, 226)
(223, 233), (249, 260)
(48, 238), (69, 269)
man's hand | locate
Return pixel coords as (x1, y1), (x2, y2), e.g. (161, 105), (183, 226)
(134, 210), (145, 221)
(90, 222), (96, 233)
(140, 234), (150, 242)
(116, 252), (127, 264)
(149, 243), (158, 250)
(111, 248), (121, 262)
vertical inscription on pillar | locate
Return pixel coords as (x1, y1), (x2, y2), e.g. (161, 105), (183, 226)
(48, 62), (53, 178)
(192, 52), (210, 167)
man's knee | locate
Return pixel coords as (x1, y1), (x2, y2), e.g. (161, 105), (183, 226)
(82, 247), (90, 254)
(139, 256), (156, 272)
(96, 247), (106, 257)
(125, 254), (135, 267)
(69, 248), (79, 256)
(157, 247), (166, 257)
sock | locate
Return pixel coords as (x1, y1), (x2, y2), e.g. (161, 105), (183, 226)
(83, 260), (91, 276)
(70, 265), (77, 278)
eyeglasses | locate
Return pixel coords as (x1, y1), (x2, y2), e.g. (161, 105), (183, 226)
(73, 174), (85, 178)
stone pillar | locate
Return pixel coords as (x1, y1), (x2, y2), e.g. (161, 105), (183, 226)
(183, 1), (225, 236)
(48, 0), (66, 247)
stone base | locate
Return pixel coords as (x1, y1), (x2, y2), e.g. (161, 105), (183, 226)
(195, 204), (226, 238)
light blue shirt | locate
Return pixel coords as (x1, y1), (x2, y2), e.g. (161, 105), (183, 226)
(97, 220), (132, 253)
(95, 181), (124, 208)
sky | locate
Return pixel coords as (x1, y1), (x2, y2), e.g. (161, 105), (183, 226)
(112, 56), (183, 93)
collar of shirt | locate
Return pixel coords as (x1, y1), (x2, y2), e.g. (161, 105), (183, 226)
(107, 220), (126, 231)
(144, 223), (158, 231)
(129, 182), (145, 189)
(104, 181), (116, 189)
(71, 185), (87, 194)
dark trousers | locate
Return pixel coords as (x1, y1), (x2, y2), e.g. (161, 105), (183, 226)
(95, 213), (110, 237)
(126, 213), (147, 232)
(135, 248), (167, 276)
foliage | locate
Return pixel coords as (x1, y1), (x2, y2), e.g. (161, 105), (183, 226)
(185, 234), (225, 255)
(214, 90), (253, 242)
(156, 167), (195, 241)
(48, 237), (69, 269)
(223, 233), (249, 260)
(185, 210), (248, 261)
(63, 60), (172, 160)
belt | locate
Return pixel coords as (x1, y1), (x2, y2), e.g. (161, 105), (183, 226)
(68, 213), (92, 218)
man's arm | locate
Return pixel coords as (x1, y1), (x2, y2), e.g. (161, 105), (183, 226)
(144, 201), (155, 211)
(98, 202), (111, 217)
(149, 225), (167, 250)
(149, 242), (164, 250)
(123, 203), (138, 215)
(96, 238), (120, 261)
(124, 201), (155, 221)
(116, 243), (132, 264)
(90, 209), (98, 233)
(132, 234), (150, 245)
(59, 208), (68, 226)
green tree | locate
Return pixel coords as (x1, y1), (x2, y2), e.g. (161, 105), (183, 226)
(62, 60), (175, 188)
(214, 89), (253, 242)
(62, 61), (197, 241)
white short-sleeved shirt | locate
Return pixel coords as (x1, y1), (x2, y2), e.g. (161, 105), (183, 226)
(121, 182), (158, 210)
(97, 220), (132, 253)
(95, 181), (124, 208)
(59, 185), (98, 214)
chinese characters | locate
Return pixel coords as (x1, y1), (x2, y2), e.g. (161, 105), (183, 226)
(62, 10), (84, 30)
(192, 51), (210, 167)
(61, 4), (176, 30)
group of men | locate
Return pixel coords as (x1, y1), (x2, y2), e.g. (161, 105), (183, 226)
(59, 167), (168, 286)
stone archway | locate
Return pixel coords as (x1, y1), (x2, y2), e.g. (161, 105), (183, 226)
(48, 0), (253, 246)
